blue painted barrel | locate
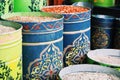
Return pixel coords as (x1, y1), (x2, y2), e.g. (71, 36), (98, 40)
(1, 12), (64, 80)
(91, 14), (115, 49)
(113, 18), (120, 49)
(41, 5), (91, 67)
(63, 13), (91, 67)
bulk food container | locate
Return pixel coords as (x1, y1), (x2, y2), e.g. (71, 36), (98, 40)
(0, 20), (22, 80)
(1, 12), (64, 80)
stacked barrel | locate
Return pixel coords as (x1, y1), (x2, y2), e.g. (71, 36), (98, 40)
(0, 0), (120, 80)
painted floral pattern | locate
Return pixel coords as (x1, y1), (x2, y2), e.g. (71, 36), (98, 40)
(29, 0), (47, 11)
(92, 28), (109, 49)
(22, 21), (62, 32)
(0, 58), (22, 80)
(26, 44), (63, 80)
(0, 0), (13, 16)
(64, 33), (90, 66)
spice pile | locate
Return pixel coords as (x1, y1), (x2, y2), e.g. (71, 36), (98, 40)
(7, 16), (58, 22)
(63, 72), (120, 80)
(42, 5), (88, 14)
(0, 25), (15, 34)
(91, 54), (120, 66)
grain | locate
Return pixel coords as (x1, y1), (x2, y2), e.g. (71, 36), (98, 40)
(7, 16), (58, 22)
(91, 54), (120, 66)
(42, 5), (88, 14)
(63, 72), (120, 80)
(0, 25), (15, 34)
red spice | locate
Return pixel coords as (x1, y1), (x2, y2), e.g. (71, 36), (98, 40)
(42, 5), (88, 14)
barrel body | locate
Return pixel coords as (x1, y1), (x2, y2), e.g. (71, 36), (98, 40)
(113, 18), (120, 49)
(63, 18), (91, 66)
(0, 21), (22, 80)
(1, 12), (64, 80)
(91, 15), (115, 49)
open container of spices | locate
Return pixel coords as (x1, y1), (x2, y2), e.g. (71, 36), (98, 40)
(42, 5), (91, 67)
(0, 20), (22, 79)
(59, 64), (120, 80)
(87, 49), (120, 71)
(1, 12), (64, 80)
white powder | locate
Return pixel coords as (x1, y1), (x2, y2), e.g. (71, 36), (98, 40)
(91, 55), (120, 66)
(7, 16), (58, 22)
(0, 25), (16, 34)
(63, 72), (120, 80)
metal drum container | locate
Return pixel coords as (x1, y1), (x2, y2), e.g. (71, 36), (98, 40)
(113, 18), (120, 49)
(93, 0), (115, 7)
(1, 12), (64, 80)
(87, 49), (120, 71)
(0, 21), (22, 79)
(91, 14), (115, 49)
(0, 0), (13, 16)
(42, 5), (91, 67)
(59, 64), (120, 80)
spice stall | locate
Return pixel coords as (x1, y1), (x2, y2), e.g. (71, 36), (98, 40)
(0, 0), (120, 80)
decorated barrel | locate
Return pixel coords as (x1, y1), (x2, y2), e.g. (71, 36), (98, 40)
(0, 0), (13, 16)
(0, 21), (22, 79)
(113, 18), (120, 49)
(14, 0), (47, 12)
(91, 14), (115, 49)
(42, 5), (91, 67)
(1, 12), (64, 80)
(93, 0), (115, 7)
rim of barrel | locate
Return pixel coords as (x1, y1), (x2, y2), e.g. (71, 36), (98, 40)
(87, 49), (120, 67)
(116, 18), (120, 21)
(41, 5), (91, 15)
(1, 12), (64, 23)
(72, 2), (93, 9)
(59, 64), (120, 79)
(92, 14), (115, 20)
(0, 20), (22, 35)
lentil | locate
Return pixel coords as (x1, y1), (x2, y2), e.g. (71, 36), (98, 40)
(42, 5), (88, 14)
(63, 72), (120, 80)
(7, 16), (58, 22)
(0, 25), (15, 34)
